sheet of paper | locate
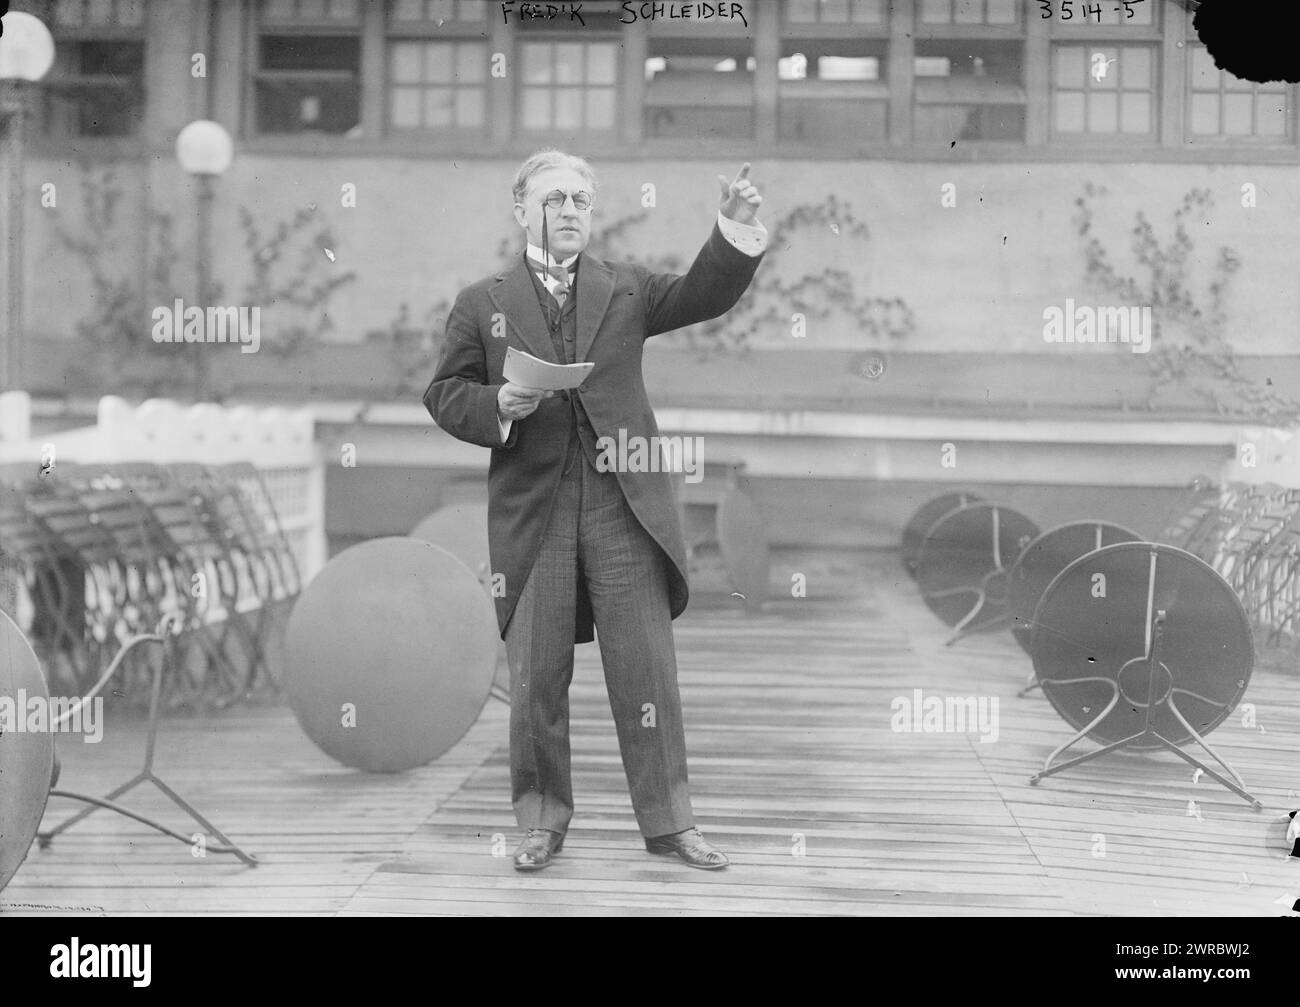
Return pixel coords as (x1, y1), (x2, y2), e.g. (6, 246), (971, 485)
(503, 346), (594, 391)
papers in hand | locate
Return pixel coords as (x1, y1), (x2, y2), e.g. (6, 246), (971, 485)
(503, 346), (594, 391)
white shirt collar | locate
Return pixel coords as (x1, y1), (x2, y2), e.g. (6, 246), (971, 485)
(525, 242), (579, 270)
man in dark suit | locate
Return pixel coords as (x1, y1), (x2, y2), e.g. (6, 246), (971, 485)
(424, 150), (765, 871)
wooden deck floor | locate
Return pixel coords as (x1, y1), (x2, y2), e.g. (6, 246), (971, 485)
(4, 551), (1299, 917)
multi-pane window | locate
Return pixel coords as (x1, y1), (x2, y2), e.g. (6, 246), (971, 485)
(646, 39), (755, 140)
(54, 0), (145, 26)
(387, 2), (489, 134)
(914, 39), (1026, 142)
(254, 0), (361, 135)
(519, 42), (618, 134)
(43, 0), (146, 137)
(390, 0), (486, 20)
(778, 41), (886, 145)
(389, 42), (487, 131)
(919, 0), (1020, 25)
(1186, 45), (1290, 141)
(1052, 44), (1154, 136)
(784, 0), (885, 24)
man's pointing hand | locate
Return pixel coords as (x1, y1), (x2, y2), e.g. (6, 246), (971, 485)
(717, 162), (762, 225)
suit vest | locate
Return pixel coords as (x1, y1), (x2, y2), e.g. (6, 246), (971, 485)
(526, 264), (603, 469)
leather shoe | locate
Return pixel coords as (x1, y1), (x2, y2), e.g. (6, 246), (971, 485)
(513, 828), (564, 871)
(644, 827), (729, 870)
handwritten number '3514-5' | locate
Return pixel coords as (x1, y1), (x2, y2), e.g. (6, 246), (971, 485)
(1040, 1), (1140, 19)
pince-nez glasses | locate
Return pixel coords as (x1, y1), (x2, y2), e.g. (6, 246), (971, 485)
(539, 189), (593, 211)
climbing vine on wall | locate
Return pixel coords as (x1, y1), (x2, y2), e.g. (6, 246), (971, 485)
(56, 165), (356, 400)
(380, 193), (912, 395)
(1073, 182), (1299, 425)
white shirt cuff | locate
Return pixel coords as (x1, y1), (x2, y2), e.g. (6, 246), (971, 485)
(717, 210), (767, 257)
(498, 414), (512, 443)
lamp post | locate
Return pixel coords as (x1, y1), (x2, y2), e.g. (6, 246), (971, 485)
(0, 12), (55, 394)
(175, 119), (233, 402)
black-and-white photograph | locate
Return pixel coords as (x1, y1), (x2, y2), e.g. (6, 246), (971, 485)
(0, 0), (1296, 944)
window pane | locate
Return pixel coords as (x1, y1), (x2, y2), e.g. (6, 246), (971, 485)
(429, 0), (456, 19)
(819, 56), (879, 81)
(457, 44), (485, 82)
(1120, 92), (1149, 133)
(391, 86), (421, 127)
(781, 98), (886, 143)
(55, 0), (85, 27)
(1223, 92), (1253, 135)
(393, 0), (424, 19)
(1189, 93), (1219, 134)
(787, 0), (817, 21)
(299, 0), (327, 18)
(955, 0), (984, 24)
(1088, 92), (1118, 132)
(424, 89), (453, 128)
(328, 0), (359, 17)
(554, 44), (584, 85)
(118, 0), (145, 26)
(455, 88), (485, 126)
(1121, 47), (1150, 88)
(1055, 91), (1085, 131)
(87, 0), (114, 24)
(554, 87), (583, 130)
(522, 43), (552, 84)
(1190, 47), (1218, 90)
(1055, 47), (1084, 88)
(987, 0), (1018, 23)
(588, 44), (617, 85)
(1091, 48), (1118, 89)
(852, 0), (885, 23)
(1255, 94), (1287, 136)
(921, 0), (951, 23)
(426, 43), (453, 83)
(586, 88), (616, 129)
(455, 0), (486, 19)
(821, 0), (851, 20)
(1127, 0), (1153, 24)
(521, 89), (549, 124)
(391, 42), (422, 83)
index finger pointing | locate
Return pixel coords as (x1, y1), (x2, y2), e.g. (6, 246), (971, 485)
(734, 162), (751, 184)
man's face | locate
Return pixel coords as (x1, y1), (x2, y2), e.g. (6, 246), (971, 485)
(513, 166), (594, 261)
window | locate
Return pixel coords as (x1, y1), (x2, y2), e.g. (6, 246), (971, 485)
(42, 0), (146, 138)
(1052, 44), (1154, 136)
(386, 2), (489, 135)
(254, 0), (361, 135)
(645, 39), (754, 140)
(785, 0), (886, 24)
(919, 0), (1020, 25)
(519, 41), (618, 134)
(914, 39), (1026, 142)
(389, 0), (486, 21)
(778, 40), (886, 145)
(53, 0), (145, 26)
(389, 41), (488, 131)
(1186, 45), (1290, 141)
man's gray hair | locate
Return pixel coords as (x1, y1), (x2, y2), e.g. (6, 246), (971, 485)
(512, 149), (598, 205)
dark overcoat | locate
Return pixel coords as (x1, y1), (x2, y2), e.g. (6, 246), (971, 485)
(423, 222), (762, 643)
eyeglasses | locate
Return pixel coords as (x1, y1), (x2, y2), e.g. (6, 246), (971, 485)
(539, 189), (593, 211)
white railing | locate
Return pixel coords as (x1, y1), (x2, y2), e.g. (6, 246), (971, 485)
(0, 391), (326, 583)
